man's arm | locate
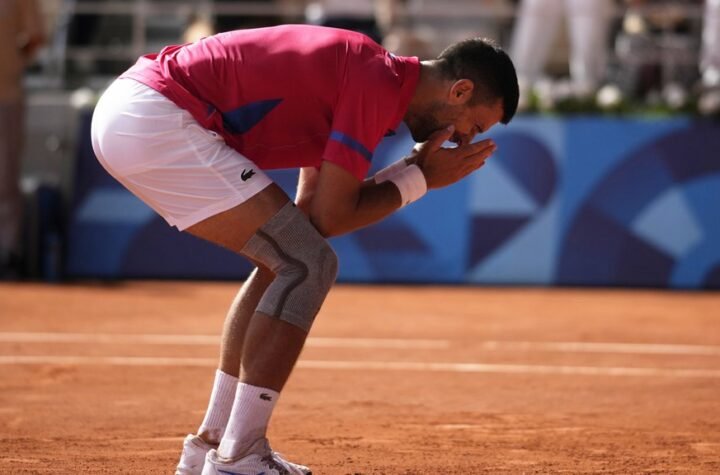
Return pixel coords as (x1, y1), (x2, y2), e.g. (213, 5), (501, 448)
(308, 126), (496, 237)
(295, 167), (320, 216)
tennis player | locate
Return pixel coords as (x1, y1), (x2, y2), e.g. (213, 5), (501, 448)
(91, 24), (518, 475)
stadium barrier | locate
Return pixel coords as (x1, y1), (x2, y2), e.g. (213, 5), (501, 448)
(64, 112), (720, 289)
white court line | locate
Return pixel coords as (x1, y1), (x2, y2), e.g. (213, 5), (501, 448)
(1, 332), (720, 355)
(0, 355), (718, 378)
(311, 337), (449, 349)
(0, 333), (449, 349)
(0, 355), (217, 367)
(479, 341), (720, 356)
(0, 332), (219, 345)
(299, 360), (720, 378)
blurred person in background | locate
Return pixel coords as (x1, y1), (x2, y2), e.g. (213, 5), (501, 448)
(510, 0), (614, 105)
(371, 0), (433, 57)
(305, 0), (383, 43)
(377, 0), (511, 58)
(214, 0), (286, 33)
(701, 0), (720, 91)
(700, 0), (720, 113)
(183, 10), (215, 44)
(0, 0), (46, 278)
(619, 0), (719, 112)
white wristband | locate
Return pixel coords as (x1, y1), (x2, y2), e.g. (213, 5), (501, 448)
(388, 164), (427, 207)
(374, 158), (409, 183)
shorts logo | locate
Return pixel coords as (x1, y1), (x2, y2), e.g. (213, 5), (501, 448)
(241, 169), (256, 181)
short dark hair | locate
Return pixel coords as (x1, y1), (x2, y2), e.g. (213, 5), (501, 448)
(437, 38), (519, 124)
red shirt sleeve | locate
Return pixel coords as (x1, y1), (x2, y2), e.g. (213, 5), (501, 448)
(322, 45), (401, 181)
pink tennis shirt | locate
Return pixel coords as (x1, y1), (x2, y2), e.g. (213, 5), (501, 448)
(121, 25), (420, 181)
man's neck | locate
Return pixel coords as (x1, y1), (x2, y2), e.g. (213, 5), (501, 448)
(405, 60), (444, 120)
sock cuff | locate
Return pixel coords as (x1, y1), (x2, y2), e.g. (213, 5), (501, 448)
(211, 369), (239, 408)
(218, 383), (280, 459)
(216, 369), (239, 390)
(198, 369), (239, 439)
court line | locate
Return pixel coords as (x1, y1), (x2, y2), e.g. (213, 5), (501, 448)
(0, 355), (718, 378)
(1, 332), (720, 355)
(0, 332), (449, 349)
(478, 341), (720, 356)
(300, 360), (720, 378)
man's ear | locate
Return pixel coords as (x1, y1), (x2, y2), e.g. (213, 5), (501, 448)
(448, 79), (474, 105)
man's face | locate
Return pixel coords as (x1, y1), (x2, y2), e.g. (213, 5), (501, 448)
(407, 96), (504, 145)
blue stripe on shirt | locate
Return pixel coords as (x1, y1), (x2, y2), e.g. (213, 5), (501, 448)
(329, 130), (373, 162)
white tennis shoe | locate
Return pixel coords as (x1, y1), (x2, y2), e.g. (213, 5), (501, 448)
(176, 434), (216, 475)
(201, 438), (311, 475)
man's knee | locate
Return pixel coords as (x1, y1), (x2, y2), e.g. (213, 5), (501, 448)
(313, 240), (339, 316)
(241, 203), (338, 332)
(317, 239), (338, 292)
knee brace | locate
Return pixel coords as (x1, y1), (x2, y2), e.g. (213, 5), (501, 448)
(240, 203), (338, 332)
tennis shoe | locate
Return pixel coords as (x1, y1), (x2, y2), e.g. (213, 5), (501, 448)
(176, 434), (216, 475)
(201, 438), (311, 475)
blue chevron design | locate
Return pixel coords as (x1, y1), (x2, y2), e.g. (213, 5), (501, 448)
(222, 99), (282, 134)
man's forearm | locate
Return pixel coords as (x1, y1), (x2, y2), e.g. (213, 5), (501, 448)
(311, 179), (405, 237)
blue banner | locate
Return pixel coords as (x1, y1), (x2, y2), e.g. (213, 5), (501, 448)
(66, 114), (720, 288)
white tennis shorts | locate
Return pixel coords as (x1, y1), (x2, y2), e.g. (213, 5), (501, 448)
(90, 78), (273, 230)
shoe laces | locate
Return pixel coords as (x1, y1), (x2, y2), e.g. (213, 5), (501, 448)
(260, 453), (292, 474)
(255, 438), (304, 474)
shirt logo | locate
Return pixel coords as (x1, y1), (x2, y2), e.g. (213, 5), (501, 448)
(241, 169), (256, 181)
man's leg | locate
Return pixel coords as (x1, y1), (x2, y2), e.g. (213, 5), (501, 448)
(702, 0), (720, 87)
(194, 266), (274, 446)
(218, 266), (275, 377)
(509, 0), (563, 106)
(566, 0), (612, 97)
(186, 184), (337, 470)
(173, 184), (290, 475)
(191, 202), (324, 450)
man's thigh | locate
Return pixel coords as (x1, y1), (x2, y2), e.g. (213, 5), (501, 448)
(186, 183), (290, 254)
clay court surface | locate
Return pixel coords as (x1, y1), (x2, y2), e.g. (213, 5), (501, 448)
(1, 282), (719, 474)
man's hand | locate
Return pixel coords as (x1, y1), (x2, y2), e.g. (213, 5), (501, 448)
(306, 126), (496, 237)
(410, 125), (497, 190)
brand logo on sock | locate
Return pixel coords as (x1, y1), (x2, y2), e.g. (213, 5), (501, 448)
(259, 393), (273, 401)
(241, 169), (256, 181)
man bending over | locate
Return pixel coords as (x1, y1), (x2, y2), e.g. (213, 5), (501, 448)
(90, 24), (518, 475)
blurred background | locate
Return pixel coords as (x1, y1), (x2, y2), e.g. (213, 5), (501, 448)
(3, 0), (720, 288)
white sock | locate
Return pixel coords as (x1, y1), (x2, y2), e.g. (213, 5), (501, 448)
(217, 382), (279, 460)
(197, 369), (238, 443)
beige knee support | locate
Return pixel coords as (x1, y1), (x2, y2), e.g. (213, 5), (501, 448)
(240, 203), (338, 332)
